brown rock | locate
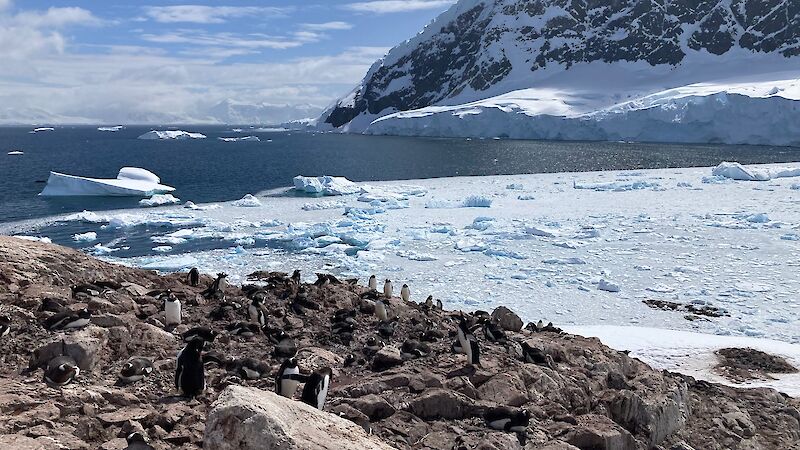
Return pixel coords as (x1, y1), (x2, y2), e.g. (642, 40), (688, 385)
(372, 346), (403, 371)
(348, 394), (396, 421)
(491, 306), (523, 332)
(478, 372), (529, 407)
(29, 326), (110, 371)
(97, 407), (152, 426)
(407, 389), (475, 420)
(564, 414), (637, 450)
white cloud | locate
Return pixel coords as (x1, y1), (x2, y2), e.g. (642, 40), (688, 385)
(343, 0), (456, 14)
(0, 0), (11, 12)
(301, 21), (353, 31)
(0, 6), (104, 58)
(144, 5), (290, 24)
(13, 7), (105, 28)
(141, 30), (312, 50)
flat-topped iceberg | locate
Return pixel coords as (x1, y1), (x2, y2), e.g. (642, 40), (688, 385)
(97, 126), (123, 132)
(39, 167), (175, 197)
(218, 136), (260, 142)
(293, 176), (359, 196)
(137, 130), (207, 140)
(30, 127), (54, 133)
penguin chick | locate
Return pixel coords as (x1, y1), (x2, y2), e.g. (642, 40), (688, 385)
(118, 357), (153, 385)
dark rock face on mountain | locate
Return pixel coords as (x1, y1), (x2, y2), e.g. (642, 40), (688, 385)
(323, 0), (799, 128)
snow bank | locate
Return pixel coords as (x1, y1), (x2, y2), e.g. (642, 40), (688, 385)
(712, 162), (800, 181)
(218, 136), (260, 142)
(39, 167), (175, 197)
(139, 194), (181, 207)
(232, 194), (261, 207)
(137, 130), (207, 140)
(293, 176), (359, 196)
(567, 326), (800, 396)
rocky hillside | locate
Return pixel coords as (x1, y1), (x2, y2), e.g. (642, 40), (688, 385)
(319, 0), (800, 145)
(0, 236), (799, 450)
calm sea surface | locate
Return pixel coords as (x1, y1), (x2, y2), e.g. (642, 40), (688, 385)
(2, 125), (799, 224)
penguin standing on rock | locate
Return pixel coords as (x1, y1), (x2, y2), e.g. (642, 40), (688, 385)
(368, 275), (377, 290)
(248, 298), (266, 326)
(176, 338), (205, 398)
(187, 268), (200, 287)
(301, 367), (332, 410)
(383, 279), (393, 298)
(401, 284), (410, 302)
(466, 335), (481, 366)
(164, 294), (181, 327)
(374, 299), (389, 322)
(201, 273), (228, 299)
(290, 270), (301, 285)
(44, 341), (79, 387)
(275, 357), (305, 398)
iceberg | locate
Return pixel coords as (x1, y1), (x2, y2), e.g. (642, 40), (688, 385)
(39, 167), (175, 197)
(293, 176), (359, 196)
(139, 194), (181, 207)
(30, 127), (54, 133)
(137, 130), (207, 140)
(7, 151), (23, 155)
(97, 126), (123, 132)
(218, 136), (260, 142)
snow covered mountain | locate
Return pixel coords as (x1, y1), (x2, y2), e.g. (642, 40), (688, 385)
(208, 100), (322, 125)
(320, 0), (800, 146)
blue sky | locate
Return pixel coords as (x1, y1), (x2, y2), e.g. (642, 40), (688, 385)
(0, 1), (456, 123)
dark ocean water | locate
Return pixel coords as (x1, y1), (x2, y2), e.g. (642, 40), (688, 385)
(1, 125), (799, 224)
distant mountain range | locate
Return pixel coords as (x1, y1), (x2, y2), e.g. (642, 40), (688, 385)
(317, 0), (800, 146)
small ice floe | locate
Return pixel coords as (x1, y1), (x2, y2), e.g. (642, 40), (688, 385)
(30, 127), (54, 133)
(543, 257), (586, 265)
(573, 179), (660, 191)
(218, 136), (260, 142)
(525, 225), (557, 237)
(485, 248), (527, 259)
(455, 239), (488, 252)
(293, 175), (359, 196)
(598, 279), (620, 292)
(462, 195), (492, 207)
(72, 232), (97, 242)
(14, 236), (52, 244)
(232, 194), (261, 207)
(7, 150), (23, 155)
(140, 255), (199, 271)
(39, 167), (174, 197)
(506, 183), (524, 190)
(137, 130), (207, 140)
(517, 194), (536, 200)
(745, 213), (770, 223)
(139, 194), (181, 207)
(302, 200), (347, 211)
(466, 217), (494, 231)
(712, 161), (800, 181)
(152, 246), (172, 253)
(97, 126), (123, 132)
(184, 201), (221, 211)
(92, 243), (119, 255)
(396, 250), (437, 261)
(781, 234), (800, 241)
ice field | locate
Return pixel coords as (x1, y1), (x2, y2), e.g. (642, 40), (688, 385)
(8, 161), (800, 391)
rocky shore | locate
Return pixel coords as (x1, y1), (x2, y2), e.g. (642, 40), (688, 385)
(0, 236), (798, 450)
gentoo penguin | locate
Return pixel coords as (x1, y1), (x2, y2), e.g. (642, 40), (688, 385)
(301, 367), (332, 410)
(377, 321), (395, 338)
(423, 295), (434, 311)
(456, 314), (474, 354)
(266, 329), (289, 345)
(118, 357), (154, 385)
(275, 357), (305, 398)
(71, 283), (101, 298)
(368, 275), (377, 290)
(520, 342), (547, 365)
(248, 298), (266, 326)
(0, 315), (10, 338)
(176, 338), (205, 398)
(401, 284), (410, 302)
(182, 327), (217, 344)
(44, 341), (79, 387)
(231, 357), (269, 380)
(290, 269), (301, 285)
(383, 279), (393, 298)
(363, 336), (384, 355)
(226, 322), (260, 338)
(485, 407), (531, 443)
(187, 267), (200, 287)
(44, 308), (91, 331)
(465, 336), (481, 366)
(273, 334), (297, 358)
(483, 320), (507, 343)
(202, 350), (231, 368)
(435, 298), (443, 310)
(124, 432), (155, 450)
(164, 294), (181, 327)
(400, 340), (430, 359)
(201, 273), (228, 299)
(374, 299), (389, 322)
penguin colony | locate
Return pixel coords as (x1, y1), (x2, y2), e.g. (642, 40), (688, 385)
(8, 267), (565, 449)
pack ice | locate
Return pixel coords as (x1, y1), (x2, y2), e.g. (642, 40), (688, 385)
(39, 167), (175, 197)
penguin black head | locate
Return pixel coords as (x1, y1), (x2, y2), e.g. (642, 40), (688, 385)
(385, 279), (391, 283)
(285, 357), (298, 369)
(77, 308), (92, 319)
(217, 272), (228, 279)
(185, 337), (205, 353)
(402, 284), (408, 288)
(343, 354), (357, 367)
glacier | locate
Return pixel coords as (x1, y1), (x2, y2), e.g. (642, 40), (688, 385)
(39, 167), (175, 197)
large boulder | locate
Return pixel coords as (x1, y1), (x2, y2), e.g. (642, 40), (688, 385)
(29, 326), (109, 371)
(564, 414), (637, 450)
(490, 306), (523, 332)
(204, 385), (394, 450)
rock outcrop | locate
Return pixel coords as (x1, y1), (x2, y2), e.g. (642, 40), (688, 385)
(0, 236), (798, 450)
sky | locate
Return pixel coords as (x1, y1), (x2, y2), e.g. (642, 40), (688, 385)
(0, 0), (457, 124)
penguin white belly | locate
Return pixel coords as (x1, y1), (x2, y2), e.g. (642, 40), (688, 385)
(280, 366), (300, 397)
(248, 304), (258, 322)
(119, 374), (144, 383)
(316, 375), (330, 409)
(242, 366), (259, 379)
(218, 278), (227, 292)
(488, 418), (511, 430)
(165, 301), (181, 325)
(457, 330), (468, 356)
(64, 318), (90, 329)
(383, 284), (392, 298)
(401, 287), (410, 301)
(375, 301), (388, 322)
(368, 278), (377, 290)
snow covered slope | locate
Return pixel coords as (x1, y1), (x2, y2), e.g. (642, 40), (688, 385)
(320, 0), (800, 145)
